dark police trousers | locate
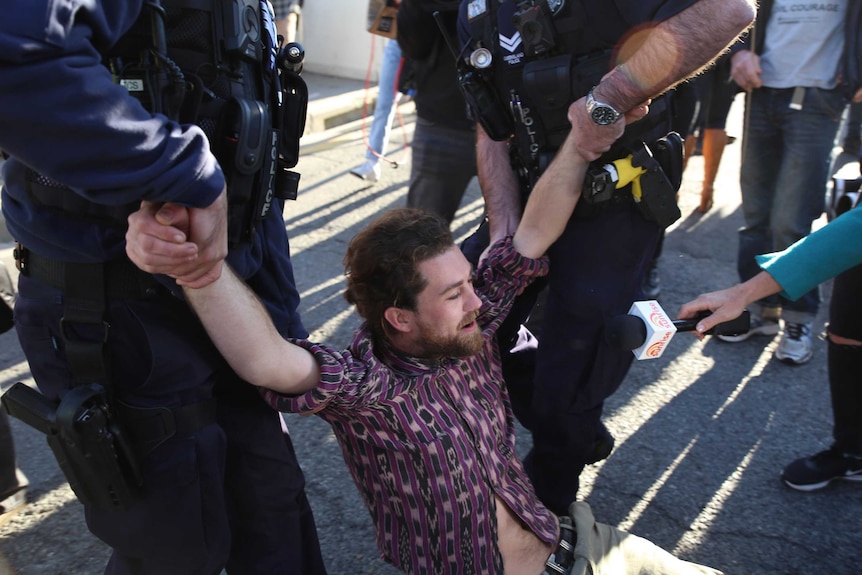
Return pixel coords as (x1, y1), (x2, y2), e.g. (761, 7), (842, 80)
(13, 273), (326, 575)
(465, 204), (661, 515)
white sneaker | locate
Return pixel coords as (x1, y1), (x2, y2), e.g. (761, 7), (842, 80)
(0, 486), (26, 527)
(350, 160), (381, 183)
(775, 321), (814, 365)
(716, 314), (779, 343)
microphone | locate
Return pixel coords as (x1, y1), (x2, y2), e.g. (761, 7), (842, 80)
(605, 301), (750, 360)
(672, 310), (750, 336)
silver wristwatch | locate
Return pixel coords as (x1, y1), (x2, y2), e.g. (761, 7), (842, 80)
(586, 88), (622, 126)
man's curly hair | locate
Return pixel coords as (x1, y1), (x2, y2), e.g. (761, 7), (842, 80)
(344, 208), (454, 340)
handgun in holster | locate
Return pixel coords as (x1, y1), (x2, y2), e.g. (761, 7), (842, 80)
(1, 381), (142, 511)
(583, 133), (684, 229)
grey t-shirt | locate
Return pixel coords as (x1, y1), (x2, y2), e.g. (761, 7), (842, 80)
(760, 0), (847, 89)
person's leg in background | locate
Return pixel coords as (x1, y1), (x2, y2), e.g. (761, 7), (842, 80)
(274, 0), (302, 45)
(721, 88), (786, 345)
(405, 120), (476, 224)
(767, 87), (843, 365)
(351, 38), (403, 183)
(0, 410), (28, 525)
(782, 259), (862, 490)
(0, 261), (28, 525)
(696, 54), (738, 214)
(679, 75), (707, 172)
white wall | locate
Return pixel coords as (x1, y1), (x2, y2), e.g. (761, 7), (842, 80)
(300, 0), (389, 82)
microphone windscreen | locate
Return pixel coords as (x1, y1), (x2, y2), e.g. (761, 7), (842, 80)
(605, 314), (647, 351)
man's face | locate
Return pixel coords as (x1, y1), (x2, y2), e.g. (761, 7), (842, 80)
(410, 246), (484, 359)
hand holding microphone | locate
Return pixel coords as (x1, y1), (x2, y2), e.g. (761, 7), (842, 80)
(605, 300), (750, 360)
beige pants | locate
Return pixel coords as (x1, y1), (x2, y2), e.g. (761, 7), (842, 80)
(568, 502), (723, 575)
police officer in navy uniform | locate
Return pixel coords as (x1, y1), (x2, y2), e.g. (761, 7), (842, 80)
(0, 1), (326, 573)
(457, 0), (755, 516)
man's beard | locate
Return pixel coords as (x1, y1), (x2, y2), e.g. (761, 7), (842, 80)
(416, 312), (484, 359)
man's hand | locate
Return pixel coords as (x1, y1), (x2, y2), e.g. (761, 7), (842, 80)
(127, 200), (195, 273)
(730, 49), (762, 92)
(566, 96), (650, 162)
(126, 186), (228, 288)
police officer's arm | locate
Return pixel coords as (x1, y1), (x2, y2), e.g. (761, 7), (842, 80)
(477, 125), (523, 250)
(576, 0), (755, 160)
(596, 0), (754, 109)
(126, 202), (319, 393)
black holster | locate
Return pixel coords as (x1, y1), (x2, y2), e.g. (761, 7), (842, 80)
(2, 382), (142, 511)
(631, 133), (684, 229)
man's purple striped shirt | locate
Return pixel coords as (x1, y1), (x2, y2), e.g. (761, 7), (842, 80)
(261, 237), (558, 574)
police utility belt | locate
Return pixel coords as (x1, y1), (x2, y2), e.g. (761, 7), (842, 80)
(578, 134), (683, 229)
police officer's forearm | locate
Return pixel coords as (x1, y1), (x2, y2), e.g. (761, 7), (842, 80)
(592, 0), (755, 112)
(183, 266), (321, 395)
(476, 125), (522, 242)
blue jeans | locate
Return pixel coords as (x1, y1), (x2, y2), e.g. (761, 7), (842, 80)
(738, 86), (845, 321)
(366, 39), (402, 161)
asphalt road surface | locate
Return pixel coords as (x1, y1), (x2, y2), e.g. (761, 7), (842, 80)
(1, 96), (860, 574)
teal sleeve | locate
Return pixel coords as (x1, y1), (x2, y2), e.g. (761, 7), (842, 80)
(756, 208), (862, 300)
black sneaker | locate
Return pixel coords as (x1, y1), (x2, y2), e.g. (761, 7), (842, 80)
(781, 447), (862, 492)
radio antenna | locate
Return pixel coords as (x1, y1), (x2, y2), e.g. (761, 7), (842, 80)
(433, 11), (466, 61)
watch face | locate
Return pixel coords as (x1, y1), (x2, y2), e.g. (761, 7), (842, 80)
(591, 106), (618, 125)
(547, 0), (565, 15)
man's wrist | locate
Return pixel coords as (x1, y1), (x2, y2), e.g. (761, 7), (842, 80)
(590, 66), (644, 113)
